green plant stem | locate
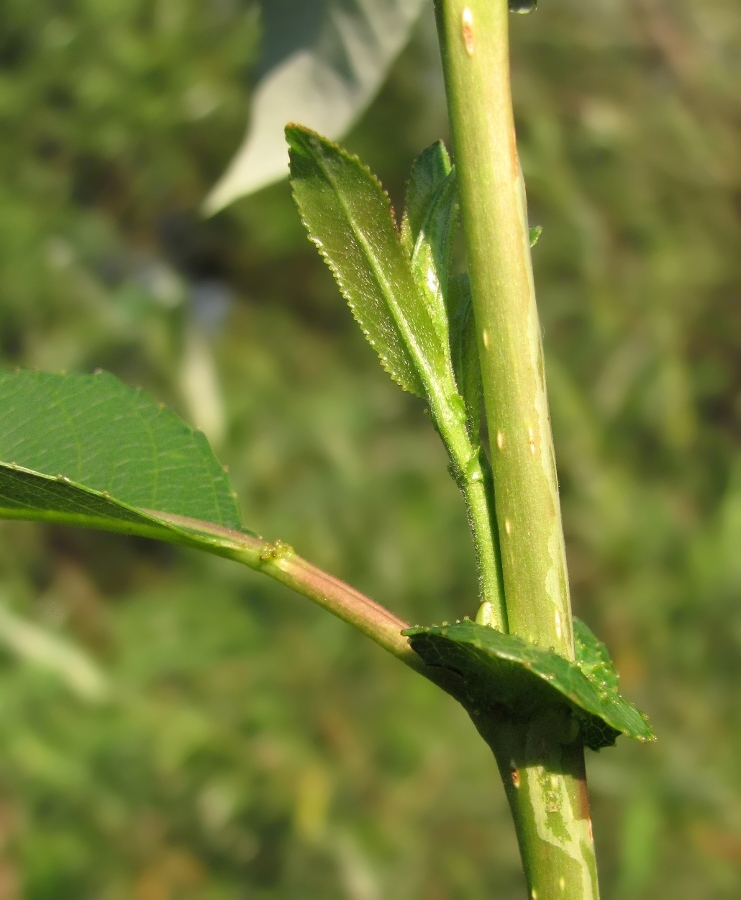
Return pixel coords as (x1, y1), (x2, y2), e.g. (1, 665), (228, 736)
(149, 512), (456, 692)
(437, 417), (506, 630)
(473, 707), (599, 900)
(458, 453), (506, 626)
(433, 1), (598, 895)
(435, 0), (572, 657)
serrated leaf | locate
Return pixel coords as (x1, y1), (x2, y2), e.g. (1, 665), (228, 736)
(400, 141), (453, 255)
(448, 273), (482, 439)
(400, 143), (459, 354)
(205, 0), (427, 211)
(573, 618), (619, 693)
(0, 370), (244, 540)
(403, 620), (654, 751)
(287, 126), (451, 398)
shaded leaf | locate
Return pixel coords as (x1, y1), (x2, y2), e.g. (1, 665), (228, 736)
(288, 126), (451, 398)
(403, 619), (654, 750)
(401, 141), (453, 255)
(0, 370), (243, 536)
(448, 274), (482, 439)
(205, 0), (427, 211)
(401, 142), (458, 352)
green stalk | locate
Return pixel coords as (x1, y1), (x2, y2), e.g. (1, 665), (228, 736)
(433, 1), (598, 895)
(147, 512), (458, 693)
(434, 409), (506, 631)
(457, 450), (506, 628)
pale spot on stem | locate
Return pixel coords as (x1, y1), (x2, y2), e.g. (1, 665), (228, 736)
(496, 430), (504, 450)
(505, 518), (512, 536)
(462, 8), (475, 56)
(482, 328), (489, 349)
(528, 425), (537, 455)
(555, 607), (562, 640)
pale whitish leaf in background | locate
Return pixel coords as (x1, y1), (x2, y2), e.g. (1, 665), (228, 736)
(204, 0), (427, 213)
(179, 326), (227, 448)
(0, 599), (108, 702)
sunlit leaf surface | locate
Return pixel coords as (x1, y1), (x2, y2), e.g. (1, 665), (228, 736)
(0, 370), (245, 542)
(288, 126), (452, 399)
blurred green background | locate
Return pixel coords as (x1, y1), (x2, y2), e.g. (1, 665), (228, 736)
(1, 0), (740, 897)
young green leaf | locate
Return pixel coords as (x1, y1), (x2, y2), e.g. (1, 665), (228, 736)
(400, 140), (453, 255)
(448, 273), (483, 439)
(288, 128), (505, 627)
(401, 144), (459, 353)
(0, 370), (243, 538)
(287, 125), (452, 399)
(403, 620), (654, 751)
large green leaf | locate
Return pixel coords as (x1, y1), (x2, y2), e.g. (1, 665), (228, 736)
(205, 0), (427, 211)
(403, 619), (654, 750)
(287, 126), (452, 399)
(0, 370), (244, 540)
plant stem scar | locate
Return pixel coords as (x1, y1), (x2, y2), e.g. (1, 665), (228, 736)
(510, 760), (520, 788)
(462, 8), (475, 56)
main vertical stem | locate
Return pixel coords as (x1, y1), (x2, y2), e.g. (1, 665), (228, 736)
(437, 0), (571, 655)
(433, 1), (598, 896)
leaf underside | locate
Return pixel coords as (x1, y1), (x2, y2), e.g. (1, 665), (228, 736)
(403, 619), (654, 751)
(0, 370), (249, 547)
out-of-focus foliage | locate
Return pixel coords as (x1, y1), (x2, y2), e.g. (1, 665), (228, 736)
(205, 0), (428, 211)
(0, 0), (739, 897)
(0, 0), (257, 384)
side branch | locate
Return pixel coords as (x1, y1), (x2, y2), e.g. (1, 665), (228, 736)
(151, 512), (456, 691)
